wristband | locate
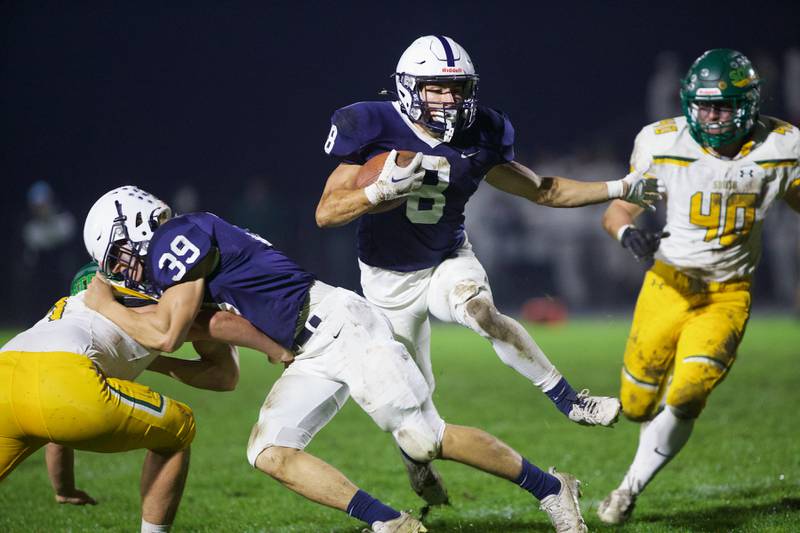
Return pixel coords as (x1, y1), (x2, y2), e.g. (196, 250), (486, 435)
(606, 180), (624, 199)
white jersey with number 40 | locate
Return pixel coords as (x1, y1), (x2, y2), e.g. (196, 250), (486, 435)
(630, 115), (800, 282)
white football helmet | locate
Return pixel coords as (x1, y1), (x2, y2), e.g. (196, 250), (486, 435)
(83, 186), (171, 290)
(395, 35), (479, 142)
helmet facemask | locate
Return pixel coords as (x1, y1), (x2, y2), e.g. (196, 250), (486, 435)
(396, 73), (478, 142)
(99, 200), (160, 295)
(682, 91), (759, 148)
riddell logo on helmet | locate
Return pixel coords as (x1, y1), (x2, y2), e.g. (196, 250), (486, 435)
(441, 67), (463, 73)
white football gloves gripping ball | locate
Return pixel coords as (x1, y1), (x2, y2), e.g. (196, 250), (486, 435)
(363, 150), (425, 205)
(606, 170), (666, 211)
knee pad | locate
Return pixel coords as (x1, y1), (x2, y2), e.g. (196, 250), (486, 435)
(393, 416), (445, 463)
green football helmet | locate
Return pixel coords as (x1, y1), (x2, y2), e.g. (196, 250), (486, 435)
(679, 48), (761, 148)
(70, 261), (99, 296)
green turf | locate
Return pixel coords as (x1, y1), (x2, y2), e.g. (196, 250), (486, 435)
(1, 318), (798, 532)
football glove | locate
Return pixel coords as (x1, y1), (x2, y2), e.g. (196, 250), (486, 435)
(620, 226), (670, 265)
(616, 171), (666, 211)
(364, 150), (425, 205)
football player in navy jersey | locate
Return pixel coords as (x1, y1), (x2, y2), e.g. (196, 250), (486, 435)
(81, 185), (591, 532)
(316, 35), (664, 505)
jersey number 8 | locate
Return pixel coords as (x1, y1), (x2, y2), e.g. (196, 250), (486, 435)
(158, 235), (201, 281)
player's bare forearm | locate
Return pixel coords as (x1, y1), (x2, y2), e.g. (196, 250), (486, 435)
(315, 187), (374, 227)
(486, 162), (610, 207)
(45, 444), (97, 505)
(190, 310), (294, 365)
(533, 176), (612, 207)
(86, 276), (203, 352)
(148, 341), (239, 391)
(316, 163), (373, 227)
(602, 200), (645, 239)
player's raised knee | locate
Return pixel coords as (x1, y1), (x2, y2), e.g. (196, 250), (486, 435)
(394, 426), (441, 463)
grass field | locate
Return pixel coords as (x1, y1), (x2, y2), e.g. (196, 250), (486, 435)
(1, 317), (798, 532)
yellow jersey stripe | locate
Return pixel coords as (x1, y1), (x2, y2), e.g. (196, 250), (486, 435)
(652, 155), (696, 167)
(755, 158), (798, 169)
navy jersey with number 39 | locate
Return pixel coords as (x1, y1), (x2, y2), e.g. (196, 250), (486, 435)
(324, 100), (514, 271)
(146, 212), (315, 348)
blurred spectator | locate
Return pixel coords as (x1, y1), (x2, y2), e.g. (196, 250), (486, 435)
(645, 51), (682, 122)
(17, 181), (79, 323)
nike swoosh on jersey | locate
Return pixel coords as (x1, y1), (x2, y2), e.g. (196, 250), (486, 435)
(461, 150), (480, 158)
(391, 176), (411, 183)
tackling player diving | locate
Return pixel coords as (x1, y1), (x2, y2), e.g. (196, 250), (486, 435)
(80, 185), (591, 532)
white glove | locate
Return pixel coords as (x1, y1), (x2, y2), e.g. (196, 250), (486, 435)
(606, 170), (666, 211)
(363, 150), (425, 205)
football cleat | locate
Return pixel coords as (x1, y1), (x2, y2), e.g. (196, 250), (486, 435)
(368, 512), (428, 533)
(597, 488), (637, 525)
(539, 468), (587, 533)
(568, 390), (621, 427)
(401, 454), (450, 506)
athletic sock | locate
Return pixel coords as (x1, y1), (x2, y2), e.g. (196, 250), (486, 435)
(141, 519), (171, 533)
(544, 377), (579, 416)
(514, 458), (561, 500)
(346, 489), (401, 525)
(621, 406), (695, 494)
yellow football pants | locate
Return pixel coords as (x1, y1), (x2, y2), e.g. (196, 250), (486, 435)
(620, 261), (751, 421)
(0, 351), (195, 481)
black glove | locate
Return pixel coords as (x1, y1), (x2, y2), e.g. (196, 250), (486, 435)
(621, 227), (670, 264)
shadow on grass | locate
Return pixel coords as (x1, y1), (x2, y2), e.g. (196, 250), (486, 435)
(618, 496), (800, 532)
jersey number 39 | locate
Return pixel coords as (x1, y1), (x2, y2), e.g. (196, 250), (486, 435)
(158, 235), (201, 281)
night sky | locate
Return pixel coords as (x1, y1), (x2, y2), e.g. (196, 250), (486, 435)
(2, 1), (797, 322)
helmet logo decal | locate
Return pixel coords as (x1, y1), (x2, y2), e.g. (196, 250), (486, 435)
(730, 67), (755, 88)
(696, 87), (722, 96)
(441, 67), (464, 73)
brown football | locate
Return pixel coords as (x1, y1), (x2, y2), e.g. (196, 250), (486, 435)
(355, 150), (418, 213)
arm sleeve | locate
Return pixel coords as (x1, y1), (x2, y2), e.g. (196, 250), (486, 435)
(147, 219), (215, 291)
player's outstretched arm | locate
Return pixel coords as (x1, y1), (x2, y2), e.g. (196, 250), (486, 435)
(148, 341), (240, 391)
(84, 274), (203, 353)
(316, 163), (376, 227)
(45, 444), (97, 506)
(486, 161), (663, 208)
(189, 310), (295, 365)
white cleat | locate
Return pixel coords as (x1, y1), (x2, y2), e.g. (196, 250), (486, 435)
(568, 390), (621, 427)
(401, 456), (450, 506)
(539, 468), (588, 533)
(369, 511), (428, 533)
(597, 488), (636, 525)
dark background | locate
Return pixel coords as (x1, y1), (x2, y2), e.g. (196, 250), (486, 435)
(2, 1), (798, 326)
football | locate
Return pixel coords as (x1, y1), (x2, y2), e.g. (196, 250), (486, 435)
(355, 150), (418, 213)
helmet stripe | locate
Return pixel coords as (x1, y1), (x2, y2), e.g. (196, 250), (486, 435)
(434, 35), (455, 67)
